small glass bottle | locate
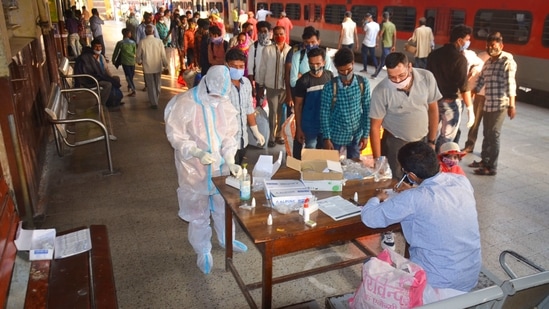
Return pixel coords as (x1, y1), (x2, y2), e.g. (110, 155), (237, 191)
(303, 198), (310, 222)
(240, 167), (251, 201)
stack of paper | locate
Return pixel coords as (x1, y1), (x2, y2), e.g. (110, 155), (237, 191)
(317, 196), (362, 221)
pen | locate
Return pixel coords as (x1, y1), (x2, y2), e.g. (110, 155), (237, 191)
(395, 173), (408, 190)
(348, 198), (359, 206)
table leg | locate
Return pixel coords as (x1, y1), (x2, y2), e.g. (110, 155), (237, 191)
(225, 201), (233, 271)
(262, 242), (274, 309)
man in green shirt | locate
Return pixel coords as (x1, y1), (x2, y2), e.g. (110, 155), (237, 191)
(372, 12), (397, 78)
(112, 28), (137, 96)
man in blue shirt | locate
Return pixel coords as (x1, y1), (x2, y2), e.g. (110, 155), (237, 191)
(320, 48), (371, 159)
(294, 48), (333, 158)
(361, 141), (481, 303)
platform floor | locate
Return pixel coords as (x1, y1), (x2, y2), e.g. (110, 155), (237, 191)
(24, 21), (549, 308)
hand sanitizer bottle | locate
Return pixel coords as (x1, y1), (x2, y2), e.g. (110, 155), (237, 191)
(240, 166), (251, 201)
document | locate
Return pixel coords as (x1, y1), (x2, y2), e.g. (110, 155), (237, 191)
(317, 195), (362, 221)
(54, 228), (92, 259)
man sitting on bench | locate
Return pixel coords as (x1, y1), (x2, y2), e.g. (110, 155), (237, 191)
(74, 39), (123, 111)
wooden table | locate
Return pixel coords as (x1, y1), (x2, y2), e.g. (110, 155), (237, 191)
(212, 168), (399, 309)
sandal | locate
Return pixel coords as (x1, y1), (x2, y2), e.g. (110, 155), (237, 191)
(468, 160), (484, 168)
(473, 167), (497, 176)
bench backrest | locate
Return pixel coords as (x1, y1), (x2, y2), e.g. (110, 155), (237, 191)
(58, 57), (74, 88)
(45, 83), (69, 139)
(498, 271), (549, 309)
(417, 285), (504, 309)
(0, 177), (20, 307)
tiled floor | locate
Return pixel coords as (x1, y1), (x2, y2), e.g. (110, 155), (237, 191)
(28, 21), (549, 308)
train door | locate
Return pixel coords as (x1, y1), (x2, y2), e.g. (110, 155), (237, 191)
(425, 7), (466, 44)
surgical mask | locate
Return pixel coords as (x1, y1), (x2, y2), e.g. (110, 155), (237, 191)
(460, 40), (470, 51)
(309, 65), (324, 75)
(305, 44), (319, 52)
(487, 46), (502, 57)
(93, 50), (102, 55)
(211, 36), (223, 44)
(258, 33), (270, 45)
(442, 156), (459, 167)
(229, 67), (245, 80)
(274, 35), (285, 44)
(392, 73), (411, 90)
(340, 71), (353, 82)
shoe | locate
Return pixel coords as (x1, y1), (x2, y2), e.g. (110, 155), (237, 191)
(473, 167), (497, 176)
(360, 69), (368, 73)
(197, 253), (213, 274)
(119, 101), (125, 105)
(268, 141), (276, 148)
(150, 105), (158, 110)
(142, 86), (147, 91)
(468, 160), (484, 168)
(462, 146), (474, 153)
(219, 240), (248, 253)
(127, 91), (136, 97)
(371, 74), (378, 79)
(381, 232), (395, 251)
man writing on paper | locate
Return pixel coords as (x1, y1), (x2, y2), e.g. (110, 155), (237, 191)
(360, 141), (481, 304)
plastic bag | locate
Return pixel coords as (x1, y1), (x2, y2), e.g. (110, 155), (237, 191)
(349, 249), (427, 309)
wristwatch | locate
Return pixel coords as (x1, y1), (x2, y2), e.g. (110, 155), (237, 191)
(428, 139), (436, 145)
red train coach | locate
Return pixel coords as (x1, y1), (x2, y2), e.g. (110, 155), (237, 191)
(205, 0), (549, 103)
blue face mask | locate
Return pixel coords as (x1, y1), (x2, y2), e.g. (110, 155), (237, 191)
(229, 67), (245, 80)
(460, 40), (471, 51)
(305, 44), (319, 52)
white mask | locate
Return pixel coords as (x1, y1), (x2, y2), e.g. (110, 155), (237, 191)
(392, 73), (411, 90)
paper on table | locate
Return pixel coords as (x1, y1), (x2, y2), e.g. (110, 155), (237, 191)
(54, 228), (92, 259)
(317, 195), (362, 221)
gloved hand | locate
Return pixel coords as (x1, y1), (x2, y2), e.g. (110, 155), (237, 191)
(224, 157), (242, 178)
(466, 105), (475, 128)
(189, 146), (216, 165)
(249, 125), (265, 146)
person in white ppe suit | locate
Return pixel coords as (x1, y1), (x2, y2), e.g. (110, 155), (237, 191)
(164, 65), (247, 274)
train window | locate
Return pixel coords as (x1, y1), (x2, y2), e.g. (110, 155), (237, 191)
(351, 6), (377, 25)
(304, 5), (309, 21)
(450, 10), (465, 30)
(314, 5), (321, 22)
(286, 3), (301, 20)
(383, 6), (416, 32)
(474, 10), (532, 44)
(325, 5), (346, 25)
(543, 15), (549, 47)
(270, 2), (283, 19)
(215, 2), (223, 13)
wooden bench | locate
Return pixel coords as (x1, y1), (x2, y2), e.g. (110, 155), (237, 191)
(0, 176), (118, 308)
(45, 82), (116, 175)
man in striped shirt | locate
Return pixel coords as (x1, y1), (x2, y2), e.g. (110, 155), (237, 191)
(470, 32), (517, 176)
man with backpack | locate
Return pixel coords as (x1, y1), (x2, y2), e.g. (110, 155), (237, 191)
(320, 47), (371, 159)
(247, 21), (272, 107)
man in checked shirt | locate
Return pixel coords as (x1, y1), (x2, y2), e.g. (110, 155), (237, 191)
(320, 47), (371, 159)
(469, 32), (517, 176)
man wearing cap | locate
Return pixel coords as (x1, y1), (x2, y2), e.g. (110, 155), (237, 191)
(338, 11), (359, 51)
(276, 11), (293, 44)
(361, 13), (379, 73)
(408, 17), (434, 69)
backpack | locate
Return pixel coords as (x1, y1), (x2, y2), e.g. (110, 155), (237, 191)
(331, 75), (366, 110)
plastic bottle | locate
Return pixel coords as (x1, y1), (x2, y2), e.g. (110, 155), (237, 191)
(303, 198), (310, 222)
(240, 166), (251, 201)
(267, 214), (273, 225)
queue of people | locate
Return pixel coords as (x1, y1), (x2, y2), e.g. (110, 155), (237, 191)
(70, 8), (517, 305)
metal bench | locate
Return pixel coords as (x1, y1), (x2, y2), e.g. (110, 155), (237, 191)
(45, 82), (116, 175)
(0, 177), (118, 308)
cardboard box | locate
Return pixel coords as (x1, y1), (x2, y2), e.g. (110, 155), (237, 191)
(287, 149), (344, 191)
(264, 179), (314, 207)
(303, 179), (345, 192)
(252, 150), (283, 188)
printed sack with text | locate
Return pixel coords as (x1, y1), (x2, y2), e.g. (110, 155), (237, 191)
(349, 249), (427, 309)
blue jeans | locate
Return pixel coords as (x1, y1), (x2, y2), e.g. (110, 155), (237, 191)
(122, 65), (136, 91)
(303, 132), (323, 149)
(415, 57), (428, 69)
(332, 137), (360, 159)
(361, 44), (378, 71)
(436, 99), (462, 151)
(481, 108), (507, 170)
(373, 47), (391, 76)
